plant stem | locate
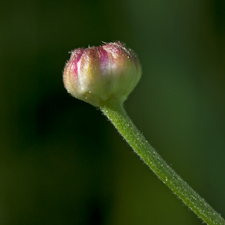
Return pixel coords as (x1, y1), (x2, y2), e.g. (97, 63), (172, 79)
(100, 99), (225, 225)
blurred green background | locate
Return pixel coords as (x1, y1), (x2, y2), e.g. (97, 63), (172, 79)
(0, 0), (225, 224)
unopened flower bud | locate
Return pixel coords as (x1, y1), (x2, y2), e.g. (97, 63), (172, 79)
(63, 41), (142, 107)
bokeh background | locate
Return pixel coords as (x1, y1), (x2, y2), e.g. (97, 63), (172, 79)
(0, 0), (225, 224)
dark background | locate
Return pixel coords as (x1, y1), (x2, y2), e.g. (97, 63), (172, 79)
(0, 0), (225, 224)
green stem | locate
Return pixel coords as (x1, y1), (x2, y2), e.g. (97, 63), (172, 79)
(100, 99), (225, 225)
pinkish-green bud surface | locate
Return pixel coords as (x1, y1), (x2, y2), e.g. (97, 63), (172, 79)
(63, 41), (142, 107)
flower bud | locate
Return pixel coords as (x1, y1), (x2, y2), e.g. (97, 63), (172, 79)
(63, 41), (142, 107)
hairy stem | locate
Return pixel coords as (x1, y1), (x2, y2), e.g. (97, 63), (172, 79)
(100, 99), (225, 225)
